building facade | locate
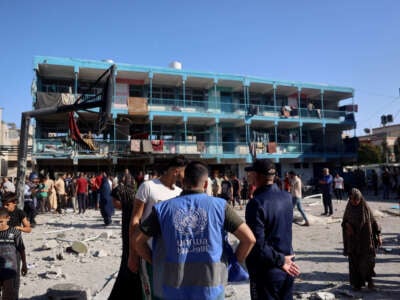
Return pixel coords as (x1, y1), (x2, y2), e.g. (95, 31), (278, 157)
(359, 123), (400, 163)
(0, 108), (33, 177)
(31, 56), (357, 182)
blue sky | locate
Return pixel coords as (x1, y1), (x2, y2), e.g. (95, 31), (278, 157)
(0, 0), (399, 136)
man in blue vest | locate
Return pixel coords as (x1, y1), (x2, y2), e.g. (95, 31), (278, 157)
(245, 159), (300, 299)
(136, 161), (256, 300)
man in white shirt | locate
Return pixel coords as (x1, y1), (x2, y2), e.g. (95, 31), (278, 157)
(129, 155), (188, 299)
(2, 177), (15, 194)
(289, 171), (310, 226)
(334, 173), (344, 201)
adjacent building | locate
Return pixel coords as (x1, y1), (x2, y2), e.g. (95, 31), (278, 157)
(31, 56), (358, 182)
(358, 123), (400, 163)
(0, 108), (33, 177)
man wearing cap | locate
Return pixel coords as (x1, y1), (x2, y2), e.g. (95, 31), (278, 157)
(245, 159), (300, 299)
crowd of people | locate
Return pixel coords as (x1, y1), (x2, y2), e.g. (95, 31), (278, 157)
(0, 158), (384, 300)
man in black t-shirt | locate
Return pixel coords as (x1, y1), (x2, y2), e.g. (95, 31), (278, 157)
(0, 207), (28, 300)
(231, 174), (242, 209)
(219, 174), (233, 203)
(2, 193), (31, 233)
(109, 185), (142, 299)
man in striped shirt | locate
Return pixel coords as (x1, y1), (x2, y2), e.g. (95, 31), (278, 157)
(0, 207), (27, 299)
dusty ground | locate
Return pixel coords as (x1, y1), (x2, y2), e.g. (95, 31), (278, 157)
(17, 194), (400, 300)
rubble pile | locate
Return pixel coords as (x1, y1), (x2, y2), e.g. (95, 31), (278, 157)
(20, 210), (122, 299)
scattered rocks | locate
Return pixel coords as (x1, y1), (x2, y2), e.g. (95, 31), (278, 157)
(40, 239), (58, 250)
(312, 291), (336, 300)
(93, 250), (108, 257)
(42, 256), (55, 262)
(100, 230), (113, 239)
(40, 267), (64, 279)
(294, 292), (312, 300)
(224, 285), (237, 298)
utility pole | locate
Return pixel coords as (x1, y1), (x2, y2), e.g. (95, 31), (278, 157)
(15, 65), (115, 209)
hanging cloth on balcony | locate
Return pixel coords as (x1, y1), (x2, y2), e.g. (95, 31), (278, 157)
(151, 140), (164, 152)
(68, 112), (97, 151)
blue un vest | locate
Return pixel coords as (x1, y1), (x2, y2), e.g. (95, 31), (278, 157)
(153, 193), (227, 300)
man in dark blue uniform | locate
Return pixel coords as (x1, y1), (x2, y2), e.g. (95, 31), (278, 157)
(319, 168), (333, 216)
(245, 159), (300, 299)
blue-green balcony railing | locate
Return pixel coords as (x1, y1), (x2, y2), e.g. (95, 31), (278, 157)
(148, 98), (351, 121)
(33, 139), (354, 158)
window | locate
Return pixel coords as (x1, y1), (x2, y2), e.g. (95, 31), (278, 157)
(129, 85), (144, 97)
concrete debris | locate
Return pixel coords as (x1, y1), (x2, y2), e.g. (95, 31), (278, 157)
(224, 285), (237, 298)
(79, 257), (90, 264)
(99, 231), (113, 239)
(294, 292), (312, 300)
(371, 209), (385, 218)
(56, 232), (66, 239)
(42, 256), (55, 261)
(336, 289), (358, 298)
(41, 267), (64, 279)
(327, 218), (342, 224)
(312, 291), (336, 300)
(41, 239), (58, 250)
(44, 227), (74, 234)
(47, 283), (89, 300)
(71, 241), (88, 254)
(56, 248), (64, 260)
(27, 263), (38, 269)
(93, 250), (108, 257)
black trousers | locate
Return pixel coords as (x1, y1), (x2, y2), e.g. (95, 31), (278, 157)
(249, 270), (294, 300)
(56, 194), (67, 213)
(23, 201), (37, 224)
(0, 276), (18, 300)
(322, 193), (333, 214)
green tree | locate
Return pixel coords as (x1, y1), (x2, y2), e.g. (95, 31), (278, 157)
(381, 140), (388, 163)
(358, 143), (382, 164)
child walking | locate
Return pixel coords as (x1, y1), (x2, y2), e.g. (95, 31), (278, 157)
(0, 207), (27, 300)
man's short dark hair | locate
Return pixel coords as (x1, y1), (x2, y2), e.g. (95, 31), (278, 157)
(166, 155), (189, 169)
(2, 192), (18, 204)
(183, 161), (209, 187)
(0, 207), (9, 218)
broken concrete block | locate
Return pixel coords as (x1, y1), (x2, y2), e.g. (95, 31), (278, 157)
(71, 241), (88, 254)
(47, 283), (89, 300)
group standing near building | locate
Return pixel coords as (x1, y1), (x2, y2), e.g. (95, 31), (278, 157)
(0, 155), (387, 299)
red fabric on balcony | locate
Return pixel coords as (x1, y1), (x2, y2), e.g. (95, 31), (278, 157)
(151, 140), (164, 152)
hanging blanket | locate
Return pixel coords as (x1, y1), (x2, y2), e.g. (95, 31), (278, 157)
(130, 140), (141, 152)
(142, 140), (153, 153)
(151, 140), (164, 152)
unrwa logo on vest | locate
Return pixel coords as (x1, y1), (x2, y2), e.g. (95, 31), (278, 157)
(173, 207), (208, 236)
